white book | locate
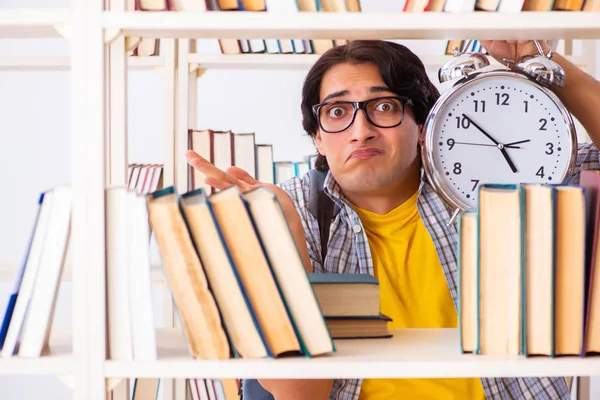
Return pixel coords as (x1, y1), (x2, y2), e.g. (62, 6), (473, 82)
(274, 161), (296, 184)
(264, 39), (280, 54)
(360, 0), (407, 12)
(497, 0), (525, 11)
(1, 191), (54, 357)
(196, 379), (210, 400)
(18, 186), (72, 358)
(105, 187), (134, 361)
(128, 192), (157, 361)
(233, 132), (257, 179)
(256, 144), (274, 184)
(170, 0), (207, 10)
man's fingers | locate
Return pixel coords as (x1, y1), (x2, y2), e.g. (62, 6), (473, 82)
(227, 166), (258, 185)
(205, 177), (234, 191)
(186, 150), (239, 187)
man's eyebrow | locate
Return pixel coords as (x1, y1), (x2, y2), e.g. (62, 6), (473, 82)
(321, 90), (349, 103)
(321, 86), (394, 103)
(369, 85), (393, 94)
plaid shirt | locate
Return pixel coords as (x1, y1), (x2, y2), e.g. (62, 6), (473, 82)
(279, 142), (599, 400)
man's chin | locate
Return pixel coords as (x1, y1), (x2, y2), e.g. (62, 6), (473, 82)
(337, 171), (397, 194)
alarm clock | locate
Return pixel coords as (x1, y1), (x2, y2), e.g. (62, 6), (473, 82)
(421, 40), (578, 215)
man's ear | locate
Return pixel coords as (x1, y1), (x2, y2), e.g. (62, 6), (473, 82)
(417, 124), (425, 147)
(315, 130), (325, 156)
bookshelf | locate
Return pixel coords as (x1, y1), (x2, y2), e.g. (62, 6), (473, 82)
(105, 328), (600, 379)
(0, 8), (69, 38)
(0, 331), (72, 375)
(0, 56), (165, 71)
(187, 52), (591, 71)
(1, 3), (600, 400)
(103, 11), (600, 40)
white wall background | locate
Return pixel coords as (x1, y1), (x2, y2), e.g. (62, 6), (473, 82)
(1, 1), (599, 399)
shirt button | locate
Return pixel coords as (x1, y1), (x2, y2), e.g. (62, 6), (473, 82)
(353, 225), (362, 233)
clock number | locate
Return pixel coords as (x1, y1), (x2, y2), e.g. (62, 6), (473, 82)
(470, 179), (480, 192)
(495, 93), (510, 106)
(545, 142), (554, 155)
(536, 166), (545, 178)
(523, 100), (528, 113)
(455, 116), (471, 129)
(447, 138), (455, 150)
(539, 118), (548, 131)
(453, 162), (462, 175)
(473, 100), (486, 113)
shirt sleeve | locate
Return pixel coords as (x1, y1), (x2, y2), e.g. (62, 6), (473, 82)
(278, 176), (325, 273)
(569, 142), (600, 184)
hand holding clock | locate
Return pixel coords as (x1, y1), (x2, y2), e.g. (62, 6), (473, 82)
(480, 40), (552, 67)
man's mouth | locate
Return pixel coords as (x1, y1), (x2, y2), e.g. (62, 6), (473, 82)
(348, 148), (383, 161)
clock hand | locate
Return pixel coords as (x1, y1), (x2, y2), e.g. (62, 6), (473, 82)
(454, 141), (522, 149)
(504, 139), (531, 147)
(461, 113), (501, 145)
(461, 113), (518, 173)
(501, 149), (518, 173)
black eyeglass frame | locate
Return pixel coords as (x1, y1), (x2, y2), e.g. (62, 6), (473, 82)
(312, 95), (414, 134)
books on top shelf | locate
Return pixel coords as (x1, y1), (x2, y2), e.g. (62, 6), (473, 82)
(128, 163), (164, 194)
(458, 171), (600, 358)
(187, 128), (319, 190)
(127, 0), (600, 61)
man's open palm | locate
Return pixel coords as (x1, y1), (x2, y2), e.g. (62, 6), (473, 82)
(185, 150), (300, 224)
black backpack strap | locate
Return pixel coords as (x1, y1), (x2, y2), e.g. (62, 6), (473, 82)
(307, 169), (339, 264)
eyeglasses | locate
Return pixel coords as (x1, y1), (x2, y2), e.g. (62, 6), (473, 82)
(312, 96), (413, 134)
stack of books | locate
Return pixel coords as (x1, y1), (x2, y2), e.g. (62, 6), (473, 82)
(310, 273), (392, 339)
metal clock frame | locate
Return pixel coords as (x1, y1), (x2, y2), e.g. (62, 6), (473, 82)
(421, 69), (579, 212)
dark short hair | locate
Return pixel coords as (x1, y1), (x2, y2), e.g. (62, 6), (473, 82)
(301, 40), (440, 171)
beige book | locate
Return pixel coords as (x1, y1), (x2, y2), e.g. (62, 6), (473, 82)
(523, 184), (554, 356)
(147, 189), (230, 359)
(478, 185), (521, 356)
(459, 211), (477, 353)
(553, 0), (585, 9)
(243, 187), (334, 356)
(209, 187), (301, 357)
(554, 186), (585, 355)
(180, 190), (268, 359)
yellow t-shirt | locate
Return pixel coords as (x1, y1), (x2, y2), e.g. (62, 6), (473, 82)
(354, 191), (485, 400)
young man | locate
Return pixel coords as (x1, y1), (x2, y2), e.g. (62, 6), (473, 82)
(187, 40), (600, 400)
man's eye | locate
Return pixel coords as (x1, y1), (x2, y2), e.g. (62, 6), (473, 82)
(327, 107), (347, 118)
(375, 102), (396, 112)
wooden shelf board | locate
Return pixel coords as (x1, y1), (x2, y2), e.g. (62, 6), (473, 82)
(103, 11), (600, 40)
(104, 328), (600, 379)
(188, 53), (588, 72)
(127, 55), (165, 69)
(0, 261), (164, 284)
(0, 330), (72, 375)
(0, 56), (164, 71)
(0, 54), (586, 72)
(189, 53), (455, 70)
(0, 9), (69, 39)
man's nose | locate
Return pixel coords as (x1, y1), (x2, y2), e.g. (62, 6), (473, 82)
(349, 109), (377, 142)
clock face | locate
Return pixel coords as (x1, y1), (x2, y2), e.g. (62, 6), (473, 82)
(423, 71), (577, 210)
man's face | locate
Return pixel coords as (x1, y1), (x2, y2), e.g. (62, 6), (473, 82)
(315, 62), (421, 195)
